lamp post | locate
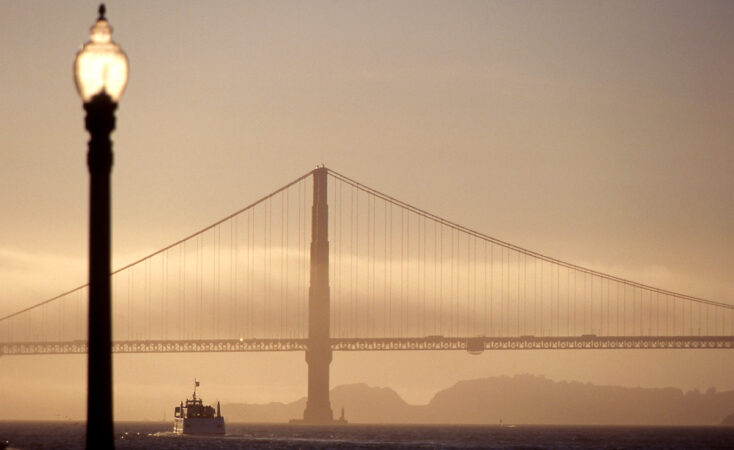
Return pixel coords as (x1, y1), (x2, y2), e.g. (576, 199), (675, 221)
(74, 4), (128, 448)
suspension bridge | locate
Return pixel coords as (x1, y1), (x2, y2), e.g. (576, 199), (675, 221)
(2, 166), (733, 423)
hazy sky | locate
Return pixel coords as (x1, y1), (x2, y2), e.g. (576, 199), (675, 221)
(0, 0), (732, 420)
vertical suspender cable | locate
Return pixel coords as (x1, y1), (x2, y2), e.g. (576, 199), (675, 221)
(281, 192), (285, 338)
(384, 201), (388, 337)
(484, 241), (488, 334)
(434, 221), (438, 335)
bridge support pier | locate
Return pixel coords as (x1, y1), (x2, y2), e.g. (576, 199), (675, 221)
(303, 345), (333, 423)
(297, 166), (338, 424)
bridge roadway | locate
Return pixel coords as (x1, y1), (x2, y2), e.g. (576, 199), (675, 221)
(2, 335), (734, 355)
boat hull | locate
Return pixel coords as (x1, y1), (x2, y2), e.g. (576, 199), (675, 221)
(173, 417), (225, 435)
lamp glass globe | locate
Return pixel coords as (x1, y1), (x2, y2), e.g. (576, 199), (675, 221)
(74, 13), (128, 102)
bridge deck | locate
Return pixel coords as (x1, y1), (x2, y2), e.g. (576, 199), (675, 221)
(2, 336), (733, 355)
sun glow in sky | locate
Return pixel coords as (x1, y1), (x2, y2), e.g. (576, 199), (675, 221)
(0, 0), (732, 420)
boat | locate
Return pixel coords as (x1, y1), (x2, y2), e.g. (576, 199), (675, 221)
(173, 380), (225, 435)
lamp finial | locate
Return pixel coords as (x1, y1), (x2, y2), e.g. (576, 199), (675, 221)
(98, 4), (106, 21)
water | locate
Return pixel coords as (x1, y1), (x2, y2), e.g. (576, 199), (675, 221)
(0, 422), (733, 449)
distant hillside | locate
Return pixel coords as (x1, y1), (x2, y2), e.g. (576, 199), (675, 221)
(423, 375), (734, 425)
(222, 383), (419, 423)
(223, 399), (305, 423)
(330, 383), (423, 423)
(223, 375), (734, 425)
(721, 411), (734, 426)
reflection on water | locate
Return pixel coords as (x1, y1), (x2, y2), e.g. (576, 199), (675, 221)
(0, 422), (733, 449)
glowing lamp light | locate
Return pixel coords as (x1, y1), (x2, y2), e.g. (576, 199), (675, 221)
(73, 4), (128, 102)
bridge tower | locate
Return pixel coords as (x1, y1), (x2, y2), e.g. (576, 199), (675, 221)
(301, 166), (334, 424)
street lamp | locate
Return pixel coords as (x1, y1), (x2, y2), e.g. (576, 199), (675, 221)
(74, 4), (127, 448)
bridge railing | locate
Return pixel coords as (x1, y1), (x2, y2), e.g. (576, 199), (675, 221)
(3, 335), (734, 356)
